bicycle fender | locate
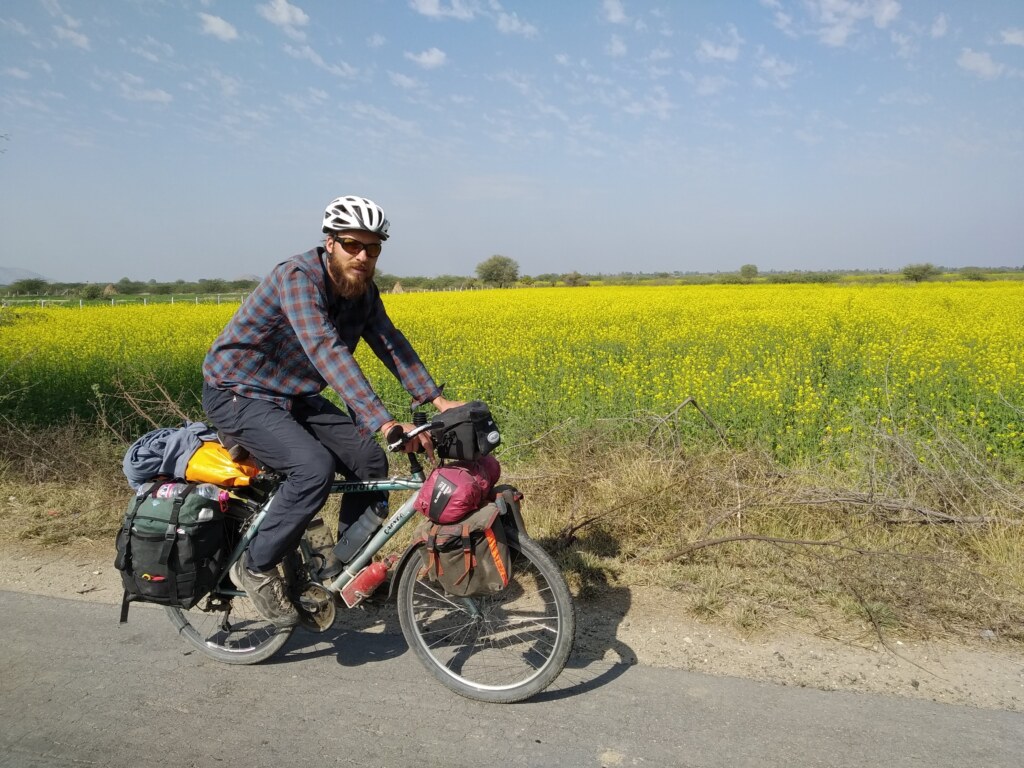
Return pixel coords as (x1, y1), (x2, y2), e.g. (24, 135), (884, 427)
(385, 540), (425, 601)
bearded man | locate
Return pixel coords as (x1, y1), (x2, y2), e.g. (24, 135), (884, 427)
(202, 195), (461, 626)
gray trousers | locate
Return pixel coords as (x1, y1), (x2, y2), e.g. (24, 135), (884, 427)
(202, 384), (387, 572)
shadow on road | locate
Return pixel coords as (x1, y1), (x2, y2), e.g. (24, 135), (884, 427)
(266, 599), (406, 666)
(265, 544), (640, 702)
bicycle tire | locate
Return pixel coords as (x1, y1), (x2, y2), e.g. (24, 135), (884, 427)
(397, 533), (575, 703)
(165, 590), (293, 665)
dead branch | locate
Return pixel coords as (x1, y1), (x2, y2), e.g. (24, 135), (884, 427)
(786, 491), (1022, 526)
(664, 533), (873, 562)
(554, 478), (688, 550)
(646, 397), (729, 447)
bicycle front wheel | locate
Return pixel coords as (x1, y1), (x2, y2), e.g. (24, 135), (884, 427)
(166, 590), (293, 665)
(397, 533), (575, 703)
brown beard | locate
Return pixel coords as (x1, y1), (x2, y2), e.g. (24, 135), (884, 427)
(327, 253), (375, 300)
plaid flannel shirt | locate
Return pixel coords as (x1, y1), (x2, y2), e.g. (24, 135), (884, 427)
(203, 247), (440, 433)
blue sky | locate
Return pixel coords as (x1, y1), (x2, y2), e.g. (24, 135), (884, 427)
(1, 1), (1022, 282)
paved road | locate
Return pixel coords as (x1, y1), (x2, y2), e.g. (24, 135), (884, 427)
(1, 590), (1021, 768)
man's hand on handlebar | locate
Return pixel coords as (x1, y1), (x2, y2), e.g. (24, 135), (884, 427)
(381, 420), (435, 462)
(431, 395), (465, 412)
(380, 396), (466, 462)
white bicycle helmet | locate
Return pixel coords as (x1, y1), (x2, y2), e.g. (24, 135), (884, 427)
(322, 196), (390, 240)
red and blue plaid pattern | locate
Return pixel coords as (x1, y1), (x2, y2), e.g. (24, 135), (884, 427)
(203, 248), (440, 433)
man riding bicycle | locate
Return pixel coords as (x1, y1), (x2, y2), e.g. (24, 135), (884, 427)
(202, 195), (462, 627)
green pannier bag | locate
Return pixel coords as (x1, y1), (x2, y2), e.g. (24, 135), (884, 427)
(415, 503), (512, 597)
(114, 481), (228, 622)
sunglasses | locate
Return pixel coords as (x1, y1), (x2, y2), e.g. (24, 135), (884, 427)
(332, 235), (382, 259)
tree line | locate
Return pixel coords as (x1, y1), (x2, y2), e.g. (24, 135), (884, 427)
(2, 259), (1021, 298)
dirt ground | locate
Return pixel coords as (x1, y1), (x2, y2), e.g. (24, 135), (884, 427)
(3, 540), (1021, 713)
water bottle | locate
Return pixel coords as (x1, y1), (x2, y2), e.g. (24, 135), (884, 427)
(152, 481), (189, 499)
(333, 500), (388, 563)
(339, 555), (397, 608)
(195, 483), (229, 516)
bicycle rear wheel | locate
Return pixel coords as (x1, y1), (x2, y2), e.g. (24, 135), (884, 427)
(397, 533), (575, 703)
(165, 589), (293, 665)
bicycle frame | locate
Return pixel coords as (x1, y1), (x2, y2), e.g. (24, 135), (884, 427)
(220, 471), (426, 599)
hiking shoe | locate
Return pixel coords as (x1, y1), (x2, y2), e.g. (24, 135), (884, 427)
(230, 554), (299, 628)
(305, 517), (344, 580)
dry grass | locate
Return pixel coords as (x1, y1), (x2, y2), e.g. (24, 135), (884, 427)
(501, 419), (1024, 645)
(2, 417), (1022, 646)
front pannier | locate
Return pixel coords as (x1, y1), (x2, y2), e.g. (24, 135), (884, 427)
(415, 503), (511, 597)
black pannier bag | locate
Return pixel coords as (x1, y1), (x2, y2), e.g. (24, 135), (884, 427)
(428, 400), (501, 461)
(114, 481), (228, 622)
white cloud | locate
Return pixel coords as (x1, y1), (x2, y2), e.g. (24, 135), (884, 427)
(349, 103), (421, 136)
(606, 34), (627, 58)
(696, 25), (743, 63)
(258, 0), (309, 41)
(405, 47), (447, 69)
(43, 0), (90, 49)
(695, 74), (733, 97)
(555, 53), (570, 66)
(957, 48), (1004, 80)
(495, 10), (538, 38)
(119, 73), (172, 103)
(211, 70), (241, 99)
(809, 0), (902, 47)
(284, 44), (358, 77)
(409, 0), (476, 20)
(54, 25), (89, 49)
(3, 67), (31, 79)
(368, 34), (386, 48)
(603, 0), (628, 25)
(879, 88), (931, 106)
(129, 36), (175, 64)
(1001, 28), (1024, 47)
(890, 30), (914, 59)
(389, 71), (421, 89)
(754, 51), (796, 88)
(199, 13), (238, 42)
(1, 18), (30, 35)
(930, 13), (948, 39)
(622, 84), (673, 120)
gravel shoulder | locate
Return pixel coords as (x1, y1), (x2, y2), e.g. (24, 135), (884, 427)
(3, 540), (1021, 712)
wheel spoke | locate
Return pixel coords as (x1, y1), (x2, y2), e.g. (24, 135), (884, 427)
(397, 535), (575, 702)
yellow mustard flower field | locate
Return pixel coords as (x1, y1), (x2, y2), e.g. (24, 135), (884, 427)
(2, 282), (1022, 466)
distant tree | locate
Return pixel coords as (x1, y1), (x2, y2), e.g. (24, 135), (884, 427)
(562, 271), (588, 287)
(739, 264), (759, 279)
(476, 255), (519, 287)
(80, 284), (103, 300)
(198, 278), (228, 293)
(10, 278), (47, 295)
(959, 267), (986, 281)
(475, 255), (518, 287)
(902, 263), (942, 282)
(116, 277), (143, 295)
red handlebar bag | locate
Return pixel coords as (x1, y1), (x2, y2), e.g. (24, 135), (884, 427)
(414, 455), (501, 525)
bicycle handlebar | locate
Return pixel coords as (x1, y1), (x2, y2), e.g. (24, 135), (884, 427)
(385, 421), (432, 453)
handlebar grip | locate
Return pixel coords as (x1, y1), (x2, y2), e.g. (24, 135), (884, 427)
(385, 425), (405, 447)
